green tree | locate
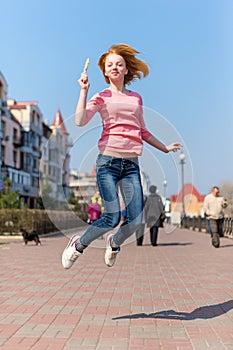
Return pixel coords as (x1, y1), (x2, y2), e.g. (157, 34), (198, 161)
(0, 178), (21, 209)
(68, 191), (81, 212)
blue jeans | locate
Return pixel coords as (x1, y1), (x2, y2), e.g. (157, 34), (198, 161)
(80, 154), (143, 247)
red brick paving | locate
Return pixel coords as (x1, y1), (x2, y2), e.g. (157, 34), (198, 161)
(0, 226), (233, 349)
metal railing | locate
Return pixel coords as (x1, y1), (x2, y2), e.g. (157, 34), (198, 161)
(181, 216), (233, 238)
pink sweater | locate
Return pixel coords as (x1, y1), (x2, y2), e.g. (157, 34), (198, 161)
(83, 89), (152, 156)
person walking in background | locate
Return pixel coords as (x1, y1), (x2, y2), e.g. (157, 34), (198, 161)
(88, 198), (102, 224)
(91, 191), (102, 206)
(145, 185), (164, 246)
(62, 43), (182, 269)
(203, 186), (228, 248)
(121, 206), (127, 222)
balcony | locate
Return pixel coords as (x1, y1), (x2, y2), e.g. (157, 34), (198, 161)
(13, 137), (22, 147)
(22, 165), (33, 173)
(11, 182), (38, 197)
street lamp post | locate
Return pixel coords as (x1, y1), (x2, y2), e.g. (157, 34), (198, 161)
(163, 179), (167, 205)
(179, 152), (186, 219)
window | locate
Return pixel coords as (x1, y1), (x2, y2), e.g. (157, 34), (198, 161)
(31, 176), (39, 187)
(24, 132), (31, 147)
(32, 110), (36, 124)
(1, 145), (5, 160)
(25, 154), (32, 171)
(0, 81), (4, 99)
(33, 158), (38, 171)
(32, 111), (40, 126)
(13, 128), (18, 142)
(13, 150), (17, 167)
(12, 172), (16, 183)
(1, 120), (6, 137)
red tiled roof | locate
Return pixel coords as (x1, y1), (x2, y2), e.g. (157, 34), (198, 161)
(51, 109), (68, 135)
(9, 101), (37, 109)
(170, 183), (205, 202)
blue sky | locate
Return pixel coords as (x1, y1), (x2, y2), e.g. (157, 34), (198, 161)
(1, 0), (232, 196)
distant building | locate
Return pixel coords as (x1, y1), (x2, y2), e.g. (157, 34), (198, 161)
(170, 183), (205, 217)
(69, 166), (150, 206)
(41, 121), (53, 179)
(1, 71), (40, 207)
(0, 71), (71, 209)
(7, 99), (43, 208)
(40, 110), (72, 208)
(69, 167), (98, 204)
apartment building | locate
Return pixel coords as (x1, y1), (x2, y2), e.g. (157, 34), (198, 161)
(0, 72), (31, 203)
(39, 110), (72, 208)
(0, 71), (71, 208)
(7, 99), (43, 208)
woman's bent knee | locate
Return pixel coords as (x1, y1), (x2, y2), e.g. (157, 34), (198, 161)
(104, 213), (121, 228)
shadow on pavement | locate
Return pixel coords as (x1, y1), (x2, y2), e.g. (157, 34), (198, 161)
(112, 300), (233, 321)
(220, 244), (233, 248)
(158, 242), (192, 246)
(142, 242), (192, 247)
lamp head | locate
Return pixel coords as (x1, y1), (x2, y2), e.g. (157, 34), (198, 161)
(179, 152), (186, 161)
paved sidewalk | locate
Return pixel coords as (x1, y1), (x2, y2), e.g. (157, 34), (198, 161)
(0, 226), (233, 350)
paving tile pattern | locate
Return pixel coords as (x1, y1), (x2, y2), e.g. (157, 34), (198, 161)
(0, 226), (233, 349)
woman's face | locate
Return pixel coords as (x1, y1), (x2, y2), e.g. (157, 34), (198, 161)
(104, 53), (128, 83)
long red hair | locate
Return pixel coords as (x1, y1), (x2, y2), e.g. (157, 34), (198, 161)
(98, 44), (149, 85)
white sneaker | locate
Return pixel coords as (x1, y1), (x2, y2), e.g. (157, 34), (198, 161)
(104, 234), (120, 267)
(62, 235), (82, 269)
